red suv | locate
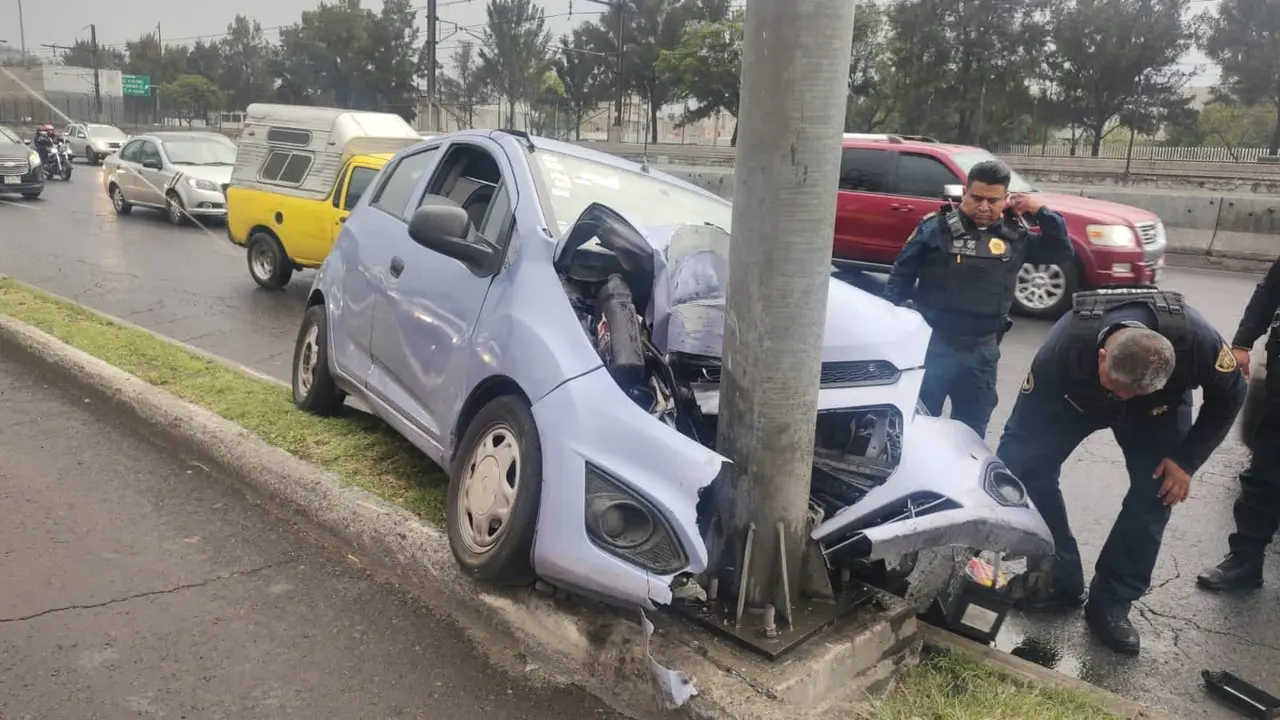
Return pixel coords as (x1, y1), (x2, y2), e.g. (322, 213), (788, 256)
(832, 134), (1167, 318)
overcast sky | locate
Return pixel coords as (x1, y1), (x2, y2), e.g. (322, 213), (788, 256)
(7, 0), (1219, 84)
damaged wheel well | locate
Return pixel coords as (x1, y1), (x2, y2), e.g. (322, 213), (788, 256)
(452, 376), (531, 460)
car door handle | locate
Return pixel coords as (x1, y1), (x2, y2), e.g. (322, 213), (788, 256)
(890, 203), (915, 212)
(389, 256), (405, 279)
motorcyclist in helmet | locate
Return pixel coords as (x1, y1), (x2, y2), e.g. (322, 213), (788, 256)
(32, 124), (56, 167)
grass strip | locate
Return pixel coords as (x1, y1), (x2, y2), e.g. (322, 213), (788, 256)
(0, 278), (448, 522)
(0, 279), (1123, 717)
(866, 648), (1122, 719)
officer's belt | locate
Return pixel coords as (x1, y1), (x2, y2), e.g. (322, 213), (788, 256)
(934, 330), (999, 349)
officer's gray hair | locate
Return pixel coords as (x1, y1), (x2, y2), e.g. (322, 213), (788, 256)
(1105, 327), (1175, 394)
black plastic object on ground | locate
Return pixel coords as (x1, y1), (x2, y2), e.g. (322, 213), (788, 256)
(1202, 669), (1280, 718)
(922, 554), (1021, 646)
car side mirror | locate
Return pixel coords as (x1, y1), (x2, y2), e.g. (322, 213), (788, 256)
(143, 158), (163, 170)
(408, 199), (496, 272)
(22, 139), (29, 145)
(943, 183), (964, 201)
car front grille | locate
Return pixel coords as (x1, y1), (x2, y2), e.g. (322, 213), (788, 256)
(700, 360), (901, 389)
(0, 159), (27, 176)
(1135, 221), (1160, 246)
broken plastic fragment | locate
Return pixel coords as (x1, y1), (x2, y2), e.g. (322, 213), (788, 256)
(639, 609), (698, 709)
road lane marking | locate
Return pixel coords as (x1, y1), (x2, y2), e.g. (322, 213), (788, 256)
(0, 199), (41, 210)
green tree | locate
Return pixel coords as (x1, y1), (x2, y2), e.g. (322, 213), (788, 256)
(185, 40), (225, 82)
(439, 41), (490, 129)
(274, 0), (373, 108)
(1199, 102), (1277, 158)
(1043, 0), (1194, 156)
(164, 74), (225, 126)
(551, 31), (607, 140)
(656, 8), (742, 144)
(479, 0), (552, 128)
(218, 15), (276, 111)
(1199, 0), (1280, 155)
(59, 40), (127, 70)
(845, 0), (895, 132)
(363, 0), (423, 118)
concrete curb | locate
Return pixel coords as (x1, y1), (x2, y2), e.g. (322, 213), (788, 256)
(0, 282), (919, 719)
(919, 626), (1178, 719)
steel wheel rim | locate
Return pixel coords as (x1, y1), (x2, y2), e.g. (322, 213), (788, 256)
(112, 187), (123, 210)
(296, 324), (320, 398)
(250, 241), (275, 281)
(1015, 263), (1067, 310)
(168, 197), (182, 223)
(457, 423), (521, 555)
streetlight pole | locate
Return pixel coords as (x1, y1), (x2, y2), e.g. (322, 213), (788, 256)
(712, 0), (856, 628)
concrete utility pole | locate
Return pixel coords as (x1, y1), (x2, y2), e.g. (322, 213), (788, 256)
(89, 24), (101, 120)
(426, 0), (440, 132)
(17, 0), (26, 67)
(713, 0), (856, 622)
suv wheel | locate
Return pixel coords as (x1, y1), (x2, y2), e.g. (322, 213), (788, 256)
(1013, 261), (1079, 319)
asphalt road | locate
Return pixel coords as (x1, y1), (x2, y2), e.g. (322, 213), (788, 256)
(0, 354), (622, 719)
(2, 168), (1278, 718)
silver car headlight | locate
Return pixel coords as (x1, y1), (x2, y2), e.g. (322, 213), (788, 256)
(27, 150), (39, 168)
(187, 177), (220, 192)
(983, 462), (1029, 508)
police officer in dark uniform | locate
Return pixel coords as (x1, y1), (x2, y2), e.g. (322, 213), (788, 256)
(1197, 258), (1280, 592)
(884, 160), (1072, 438)
(1000, 288), (1245, 654)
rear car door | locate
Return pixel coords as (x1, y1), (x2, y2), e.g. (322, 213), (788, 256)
(885, 152), (964, 247)
(833, 147), (901, 264)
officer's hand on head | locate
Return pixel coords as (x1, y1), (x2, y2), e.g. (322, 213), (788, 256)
(1154, 458), (1192, 506)
(1010, 193), (1045, 216)
(1232, 346), (1252, 379)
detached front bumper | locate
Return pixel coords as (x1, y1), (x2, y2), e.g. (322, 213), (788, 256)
(812, 414), (1055, 563)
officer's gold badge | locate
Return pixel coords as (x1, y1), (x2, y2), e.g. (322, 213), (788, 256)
(1215, 343), (1238, 373)
(988, 237), (1007, 255)
(1151, 405), (1169, 416)
(1020, 370), (1034, 394)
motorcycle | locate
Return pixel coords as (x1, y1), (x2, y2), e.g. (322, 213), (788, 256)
(40, 138), (73, 181)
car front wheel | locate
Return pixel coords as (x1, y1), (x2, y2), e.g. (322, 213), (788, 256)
(1013, 261), (1079, 319)
(447, 395), (543, 585)
(292, 304), (346, 415)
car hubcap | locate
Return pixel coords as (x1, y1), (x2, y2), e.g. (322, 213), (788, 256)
(296, 324), (320, 397)
(169, 199), (182, 222)
(112, 188), (123, 210)
(251, 242), (275, 280)
(458, 425), (520, 554)
(1015, 263), (1067, 310)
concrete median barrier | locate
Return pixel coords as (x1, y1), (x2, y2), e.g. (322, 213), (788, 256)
(1080, 189), (1224, 255)
(1212, 195), (1280, 259)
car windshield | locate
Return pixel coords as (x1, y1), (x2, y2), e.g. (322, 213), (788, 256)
(161, 137), (236, 165)
(531, 148), (733, 236)
(949, 150), (1036, 193)
(88, 124), (126, 139)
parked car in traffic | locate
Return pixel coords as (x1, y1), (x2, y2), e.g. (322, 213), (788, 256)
(0, 129), (44, 200)
(64, 122), (129, 164)
(225, 103), (423, 289)
(288, 129), (1054, 612)
(832, 134), (1168, 318)
(102, 131), (235, 225)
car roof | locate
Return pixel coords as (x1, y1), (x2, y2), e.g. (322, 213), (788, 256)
(146, 131), (232, 141)
(840, 133), (979, 154)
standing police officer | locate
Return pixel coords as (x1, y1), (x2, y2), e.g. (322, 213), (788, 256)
(884, 160), (1072, 438)
(1197, 258), (1280, 592)
(1000, 287), (1245, 654)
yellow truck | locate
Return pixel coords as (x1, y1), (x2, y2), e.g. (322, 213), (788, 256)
(226, 103), (423, 288)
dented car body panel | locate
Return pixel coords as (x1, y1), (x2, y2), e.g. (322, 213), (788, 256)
(310, 131), (1054, 613)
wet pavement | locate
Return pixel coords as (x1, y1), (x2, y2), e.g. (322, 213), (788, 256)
(3, 169), (1279, 718)
(0, 354), (622, 719)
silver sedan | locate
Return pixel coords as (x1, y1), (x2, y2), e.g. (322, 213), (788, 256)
(102, 132), (235, 226)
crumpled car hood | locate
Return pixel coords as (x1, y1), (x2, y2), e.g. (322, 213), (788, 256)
(554, 204), (931, 371)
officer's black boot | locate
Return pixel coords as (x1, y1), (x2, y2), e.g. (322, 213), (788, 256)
(1196, 552), (1264, 592)
(1084, 602), (1140, 655)
(1016, 585), (1087, 613)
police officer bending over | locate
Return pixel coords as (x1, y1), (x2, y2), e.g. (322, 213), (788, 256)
(884, 160), (1072, 438)
(1000, 288), (1245, 654)
(1197, 257), (1280, 592)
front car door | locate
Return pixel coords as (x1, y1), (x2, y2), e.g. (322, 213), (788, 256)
(885, 151), (965, 246)
(368, 138), (514, 451)
(329, 162), (380, 248)
(833, 147), (901, 264)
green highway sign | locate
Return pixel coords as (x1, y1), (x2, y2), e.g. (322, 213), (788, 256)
(122, 74), (151, 97)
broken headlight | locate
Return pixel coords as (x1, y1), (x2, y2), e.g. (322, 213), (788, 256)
(983, 462), (1029, 508)
(584, 462), (688, 575)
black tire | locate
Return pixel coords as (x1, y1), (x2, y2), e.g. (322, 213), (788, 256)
(21, 191), (40, 200)
(86, 149), (98, 165)
(447, 395), (543, 585)
(291, 304), (346, 415)
(1012, 260), (1080, 320)
(246, 232), (294, 289)
(166, 191), (187, 226)
(62, 166), (72, 181)
(109, 184), (132, 215)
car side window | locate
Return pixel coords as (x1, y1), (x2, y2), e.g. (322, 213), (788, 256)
(119, 140), (142, 163)
(477, 183), (512, 246)
(420, 143), (511, 249)
(139, 141), (162, 166)
(371, 148), (439, 220)
(839, 148), (892, 193)
(894, 153), (960, 199)
(344, 167), (378, 211)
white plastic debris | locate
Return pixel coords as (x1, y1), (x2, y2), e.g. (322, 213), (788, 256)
(640, 610), (698, 709)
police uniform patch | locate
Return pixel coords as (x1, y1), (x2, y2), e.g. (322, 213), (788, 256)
(1151, 405), (1169, 416)
(1020, 371), (1034, 394)
(1216, 343), (1238, 373)
(988, 238), (1007, 255)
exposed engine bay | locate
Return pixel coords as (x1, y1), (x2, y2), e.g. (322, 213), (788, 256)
(554, 206), (903, 516)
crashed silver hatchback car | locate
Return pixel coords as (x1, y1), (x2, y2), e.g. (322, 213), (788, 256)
(292, 130), (1054, 611)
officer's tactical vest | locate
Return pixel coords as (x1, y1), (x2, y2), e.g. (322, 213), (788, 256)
(915, 208), (1023, 321)
(1065, 287), (1198, 389)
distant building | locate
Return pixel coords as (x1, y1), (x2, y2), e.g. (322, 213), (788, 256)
(0, 65), (129, 126)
